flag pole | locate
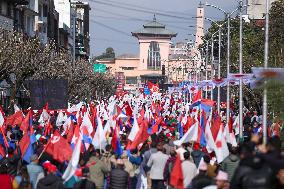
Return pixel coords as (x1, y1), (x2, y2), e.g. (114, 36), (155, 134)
(38, 139), (51, 160)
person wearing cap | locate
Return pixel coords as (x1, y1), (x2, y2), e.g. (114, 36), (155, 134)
(73, 167), (96, 189)
(26, 154), (43, 189)
(109, 159), (129, 189)
(215, 171), (229, 189)
(37, 161), (64, 189)
(188, 160), (214, 189)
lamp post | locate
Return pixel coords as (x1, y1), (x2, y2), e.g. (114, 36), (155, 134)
(203, 1), (262, 141)
(263, 0), (270, 144)
(203, 17), (225, 113)
(239, 0), (244, 142)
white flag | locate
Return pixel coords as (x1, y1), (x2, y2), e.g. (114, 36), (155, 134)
(174, 122), (199, 146)
(62, 135), (82, 182)
(81, 112), (93, 134)
(128, 115), (139, 142)
(92, 117), (106, 150)
(214, 125), (229, 163)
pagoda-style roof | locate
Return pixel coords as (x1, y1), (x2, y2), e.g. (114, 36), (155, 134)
(132, 15), (177, 38)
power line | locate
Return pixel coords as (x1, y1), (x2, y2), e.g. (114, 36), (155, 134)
(101, 0), (193, 17)
(90, 19), (132, 37)
(93, 10), (196, 24)
(93, 37), (137, 45)
(89, 0), (193, 20)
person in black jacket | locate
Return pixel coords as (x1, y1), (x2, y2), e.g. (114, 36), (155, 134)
(37, 162), (65, 189)
(109, 159), (129, 189)
(230, 144), (275, 189)
(73, 167), (96, 189)
(0, 147), (20, 177)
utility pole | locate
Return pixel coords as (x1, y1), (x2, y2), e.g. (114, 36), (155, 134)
(211, 35), (214, 100)
(205, 41), (209, 98)
(239, 0), (244, 142)
(263, 0), (270, 144)
(217, 27), (221, 114)
(226, 13), (231, 128)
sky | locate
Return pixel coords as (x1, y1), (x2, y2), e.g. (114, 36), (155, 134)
(87, 0), (239, 57)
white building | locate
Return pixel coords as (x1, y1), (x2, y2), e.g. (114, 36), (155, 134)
(246, 0), (277, 20)
(54, 0), (76, 55)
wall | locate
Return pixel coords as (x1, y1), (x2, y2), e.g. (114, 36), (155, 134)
(246, 0), (276, 20)
(54, 0), (71, 28)
(138, 37), (171, 70)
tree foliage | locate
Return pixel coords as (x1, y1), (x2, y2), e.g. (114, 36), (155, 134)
(0, 30), (116, 109)
(200, 2), (284, 117)
(94, 47), (115, 60)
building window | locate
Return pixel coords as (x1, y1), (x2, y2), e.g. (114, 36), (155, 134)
(147, 41), (161, 70)
(43, 5), (48, 17)
(125, 77), (137, 84)
(121, 67), (134, 70)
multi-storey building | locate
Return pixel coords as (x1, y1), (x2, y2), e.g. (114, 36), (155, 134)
(71, 1), (90, 60)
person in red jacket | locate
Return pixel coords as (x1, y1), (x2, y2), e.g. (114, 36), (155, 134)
(0, 163), (12, 189)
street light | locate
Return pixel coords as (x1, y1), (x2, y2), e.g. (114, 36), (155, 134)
(204, 1), (262, 141)
(263, 0), (270, 144)
(203, 17), (227, 113)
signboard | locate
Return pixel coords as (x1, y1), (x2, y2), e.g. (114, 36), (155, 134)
(115, 72), (125, 94)
(29, 79), (68, 110)
(94, 64), (106, 73)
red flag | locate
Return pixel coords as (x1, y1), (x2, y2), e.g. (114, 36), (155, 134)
(44, 102), (49, 111)
(129, 120), (149, 150)
(45, 131), (72, 163)
(123, 102), (133, 117)
(0, 144), (5, 158)
(20, 110), (32, 132)
(170, 155), (184, 189)
(6, 111), (24, 126)
(211, 116), (222, 141)
(193, 90), (202, 102)
(151, 117), (163, 133)
(19, 132), (30, 158)
(228, 117), (233, 133)
(147, 81), (160, 94)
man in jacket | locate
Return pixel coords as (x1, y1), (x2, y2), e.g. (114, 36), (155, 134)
(27, 154), (43, 189)
(88, 149), (110, 189)
(37, 161), (64, 189)
(230, 144), (275, 189)
(147, 142), (169, 189)
(221, 147), (239, 181)
(109, 159), (129, 189)
(73, 167), (96, 189)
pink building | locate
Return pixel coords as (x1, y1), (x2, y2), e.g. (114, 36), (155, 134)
(96, 16), (177, 91)
(96, 13), (207, 91)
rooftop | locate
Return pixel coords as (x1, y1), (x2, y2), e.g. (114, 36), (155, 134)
(132, 15), (177, 38)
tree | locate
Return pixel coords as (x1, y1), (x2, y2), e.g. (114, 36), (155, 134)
(269, 0), (284, 67)
(94, 47), (115, 60)
(200, 9), (284, 118)
(0, 30), (116, 110)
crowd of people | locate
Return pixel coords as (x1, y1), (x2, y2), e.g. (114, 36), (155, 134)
(0, 92), (283, 189)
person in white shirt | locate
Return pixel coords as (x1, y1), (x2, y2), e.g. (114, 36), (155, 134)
(147, 142), (169, 189)
(182, 151), (197, 188)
